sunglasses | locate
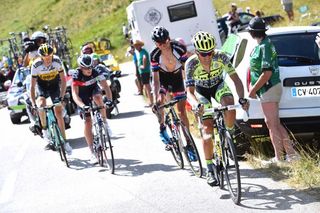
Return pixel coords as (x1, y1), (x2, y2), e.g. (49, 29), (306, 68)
(156, 39), (169, 46)
(197, 51), (213, 57)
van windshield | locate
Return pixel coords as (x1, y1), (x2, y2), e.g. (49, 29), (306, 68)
(269, 33), (320, 66)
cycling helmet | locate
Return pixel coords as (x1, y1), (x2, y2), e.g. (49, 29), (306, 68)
(151, 26), (169, 43)
(38, 44), (54, 56)
(81, 44), (94, 54)
(77, 54), (93, 68)
(31, 31), (48, 41)
(247, 17), (268, 31)
(91, 53), (100, 61)
(192, 31), (216, 52)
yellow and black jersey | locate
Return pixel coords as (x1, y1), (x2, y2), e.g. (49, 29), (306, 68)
(31, 55), (64, 88)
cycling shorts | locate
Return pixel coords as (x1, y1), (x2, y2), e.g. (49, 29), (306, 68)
(158, 68), (185, 97)
(37, 85), (60, 103)
(195, 81), (233, 120)
(78, 85), (102, 118)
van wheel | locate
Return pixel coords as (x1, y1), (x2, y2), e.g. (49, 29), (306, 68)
(10, 112), (21, 124)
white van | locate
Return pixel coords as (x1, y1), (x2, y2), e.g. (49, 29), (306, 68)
(223, 26), (320, 136)
(126, 0), (221, 53)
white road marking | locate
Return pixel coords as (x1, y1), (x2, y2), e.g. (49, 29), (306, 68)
(0, 170), (17, 204)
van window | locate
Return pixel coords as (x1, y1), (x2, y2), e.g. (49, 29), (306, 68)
(270, 33), (320, 66)
(167, 1), (197, 22)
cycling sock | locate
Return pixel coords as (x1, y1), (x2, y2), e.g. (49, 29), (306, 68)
(206, 159), (213, 172)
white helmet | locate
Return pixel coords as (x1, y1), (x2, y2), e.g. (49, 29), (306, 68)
(31, 31), (48, 41)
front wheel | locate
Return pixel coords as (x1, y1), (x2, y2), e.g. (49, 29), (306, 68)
(102, 128), (115, 174)
(53, 124), (69, 168)
(222, 131), (241, 205)
(168, 125), (184, 169)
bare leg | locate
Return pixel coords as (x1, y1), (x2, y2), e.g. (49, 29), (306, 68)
(261, 102), (286, 160)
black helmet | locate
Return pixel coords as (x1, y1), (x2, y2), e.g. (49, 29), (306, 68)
(77, 54), (93, 68)
(247, 17), (268, 31)
(38, 44), (54, 56)
(151, 26), (169, 43)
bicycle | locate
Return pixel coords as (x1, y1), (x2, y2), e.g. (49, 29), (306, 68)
(87, 103), (115, 174)
(156, 99), (203, 177)
(196, 104), (243, 204)
(38, 103), (69, 167)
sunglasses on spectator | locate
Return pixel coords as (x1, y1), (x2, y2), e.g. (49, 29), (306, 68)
(197, 51), (214, 57)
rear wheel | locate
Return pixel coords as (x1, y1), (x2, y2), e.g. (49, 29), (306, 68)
(180, 124), (203, 177)
(222, 131), (241, 204)
(10, 112), (21, 124)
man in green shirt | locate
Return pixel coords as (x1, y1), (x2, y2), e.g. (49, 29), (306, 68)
(133, 40), (153, 107)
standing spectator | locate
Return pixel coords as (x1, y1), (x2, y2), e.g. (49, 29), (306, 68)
(122, 23), (129, 39)
(281, 0), (294, 21)
(126, 45), (142, 95)
(227, 3), (241, 34)
(133, 40), (153, 106)
(247, 17), (298, 162)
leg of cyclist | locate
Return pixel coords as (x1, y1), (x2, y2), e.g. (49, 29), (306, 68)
(54, 103), (72, 155)
(82, 113), (98, 164)
(157, 89), (171, 149)
(93, 93), (112, 137)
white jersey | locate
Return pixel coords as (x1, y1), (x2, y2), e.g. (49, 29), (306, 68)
(31, 55), (64, 88)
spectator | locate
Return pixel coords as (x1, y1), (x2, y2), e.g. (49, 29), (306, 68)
(126, 45), (143, 95)
(280, 0), (294, 21)
(133, 40), (153, 106)
(122, 23), (129, 39)
(247, 17), (298, 163)
(255, 10), (263, 18)
(227, 3), (241, 34)
(246, 7), (251, 14)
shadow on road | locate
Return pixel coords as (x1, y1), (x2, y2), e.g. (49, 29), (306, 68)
(235, 168), (320, 210)
(68, 158), (93, 170)
(115, 110), (145, 119)
(67, 136), (87, 149)
(114, 158), (179, 176)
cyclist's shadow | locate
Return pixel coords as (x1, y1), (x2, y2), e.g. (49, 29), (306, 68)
(232, 168), (320, 210)
(114, 158), (180, 176)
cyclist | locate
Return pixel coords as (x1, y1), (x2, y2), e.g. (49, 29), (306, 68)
(71, 54), (112, 164)
(185, 31), (249, 186)
(30, 44), (72, 154)
(150, 26), (196, 160)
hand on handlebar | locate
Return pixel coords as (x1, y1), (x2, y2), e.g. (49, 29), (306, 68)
(81, 105), (90, 113)
(193, 103), (204, 116)
(103, 96), (113, 108)
(238, 98), (250, 111)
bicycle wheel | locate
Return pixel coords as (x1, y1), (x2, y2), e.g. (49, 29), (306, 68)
(53, 124), (69, 167)
(101, 127), (115, 174)
(222, 131), (241, 204)
(168, 125), (184, 169)
(179, 124), (203, 178)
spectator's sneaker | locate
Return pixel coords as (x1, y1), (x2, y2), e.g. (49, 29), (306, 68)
(186, 145), (197, 161)
(160, 127), (170, 145)
(89, 154), (98, 165)
(44, 143), (56, 151)
(64, 142), (73, 155)
(206, 171), (218, 186)
(286, 154), (300, 163)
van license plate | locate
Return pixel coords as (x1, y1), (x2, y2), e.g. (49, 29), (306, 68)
(291, 86), (320, 97)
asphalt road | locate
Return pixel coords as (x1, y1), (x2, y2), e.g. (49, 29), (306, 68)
(0, 62), (319, 213)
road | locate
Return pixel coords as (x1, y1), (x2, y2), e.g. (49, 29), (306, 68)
(0, 62), (319, 213)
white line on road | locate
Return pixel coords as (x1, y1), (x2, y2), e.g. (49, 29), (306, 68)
(0, 170), (17, 204)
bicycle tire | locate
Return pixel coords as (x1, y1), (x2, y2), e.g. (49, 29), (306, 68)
(102, 128), (115, 174)
(179, 124), (203, 178)
(53, 124), (69, 168)
(222, 131), (241, 204)
(168, 125), (184, 169)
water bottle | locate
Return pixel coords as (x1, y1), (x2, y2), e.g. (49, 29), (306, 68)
(213, 126), (222, 157)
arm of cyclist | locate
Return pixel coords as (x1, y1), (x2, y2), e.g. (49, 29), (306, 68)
(58, 69), (66, 101)
(152, 71), (161, 103)
(71, 82), (87, 111)
(229, 73), (249, 111)
(186, 86), (204, 115)
(30, 76), (37, 107)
